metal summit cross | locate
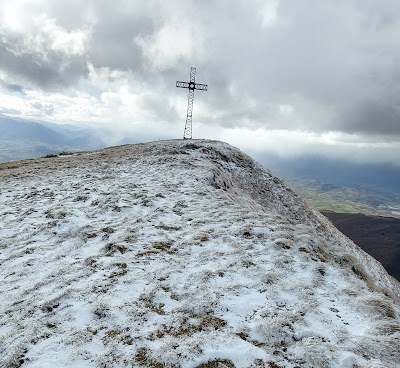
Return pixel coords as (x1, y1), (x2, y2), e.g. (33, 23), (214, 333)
(176, 67), (208, 139)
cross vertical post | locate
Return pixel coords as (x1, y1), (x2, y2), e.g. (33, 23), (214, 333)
(176, 67), (208, 139)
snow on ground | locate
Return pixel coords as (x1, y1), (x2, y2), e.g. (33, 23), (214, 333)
(0, 139), (399, 368)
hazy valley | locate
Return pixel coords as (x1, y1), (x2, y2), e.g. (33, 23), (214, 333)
(0, 115), (106, 162)
(286, 179), (400, 219)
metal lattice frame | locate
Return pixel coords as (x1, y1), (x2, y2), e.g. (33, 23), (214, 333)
(176, 67), (208, 139)
(184, 88), (195, 139)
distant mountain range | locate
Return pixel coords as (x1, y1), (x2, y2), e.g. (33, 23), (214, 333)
(0, 114), (106, 162)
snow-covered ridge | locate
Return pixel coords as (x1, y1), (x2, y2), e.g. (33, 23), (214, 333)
(1, 139), (399, 368)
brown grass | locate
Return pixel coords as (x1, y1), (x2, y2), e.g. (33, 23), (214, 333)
(196, 360), (235, 368)
(364, 298), (396, 319)
(135, 347), (166, 367)
(151, 315), (226, 340)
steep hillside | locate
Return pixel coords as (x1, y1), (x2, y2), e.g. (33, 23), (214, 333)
(0, 140), (399, 368)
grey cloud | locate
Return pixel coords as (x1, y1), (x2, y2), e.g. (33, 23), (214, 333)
(338, 101), (400, 136)
(0, 81), (25, 94)
(0, 34), (88, 90)
(87, 18), (153, 72)
(2, 0), (400, 140)
(37, 0), (155, 71)
(0, 2), (156, 89)
(166, 1), (400, 136)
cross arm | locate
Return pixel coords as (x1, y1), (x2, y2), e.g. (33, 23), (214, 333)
(176, 81), (208, 91)
(194, 83), (208, 91)
(176, 81), (190, 88)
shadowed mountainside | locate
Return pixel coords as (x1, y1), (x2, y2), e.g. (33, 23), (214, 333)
(322, 211), (400, 282)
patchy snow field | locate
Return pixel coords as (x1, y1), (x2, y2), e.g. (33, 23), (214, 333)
(0, 140), (399, 368)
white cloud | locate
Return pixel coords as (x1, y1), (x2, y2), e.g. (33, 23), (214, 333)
(258, 0), (280, 28)
(41, 16), (89, 55)
(135, 22), (204, 71)
(0, 93), (32, 115)
(88, 64), (130, 90)
(1, 12), (89, 57)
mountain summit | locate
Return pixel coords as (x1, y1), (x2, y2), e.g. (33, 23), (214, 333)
(1, 140), (399, 367)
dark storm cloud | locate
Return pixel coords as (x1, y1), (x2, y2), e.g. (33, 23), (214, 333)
(338, 101), (400, 136)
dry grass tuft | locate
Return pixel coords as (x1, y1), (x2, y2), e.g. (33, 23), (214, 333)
(263, 272), (279, 285)
(153, 241), (173, 251)
(103, 243), (128, 255)
(335, 253), (381, 291)
(134, 347), (166, 367)
(195, 359), (235, 368)
(363, 298), (397, 319)
(355, 333), (400, 365)
(151, 315), (226, 340)
(274, 239), (292, 250)
(197, 233), (210, 242)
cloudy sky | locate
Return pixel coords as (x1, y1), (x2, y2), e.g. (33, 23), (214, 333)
(1, 0), (400, 166)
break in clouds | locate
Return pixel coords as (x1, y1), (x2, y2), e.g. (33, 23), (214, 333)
(1, 0), (400, 164)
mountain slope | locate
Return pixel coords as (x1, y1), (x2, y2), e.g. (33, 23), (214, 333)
(0, 116), (106, 162)
(321, 211), (400, 282)
(0, 140), (399, 368)
(0, 117), (70, 144)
